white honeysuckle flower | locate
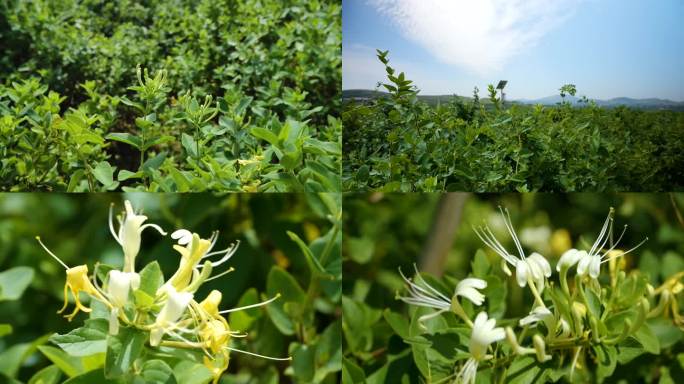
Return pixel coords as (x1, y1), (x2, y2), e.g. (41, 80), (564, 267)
(109, 200), (167, 272)
(457, 312), (505, 384)
(473, 207), (552, 291)
(398, 266), (487, 325)
(558, 208), (647, 279)
(469, 311), (505, 360)
(519, 306), (553, 327)
(150, 286), (194, 346)
(171, 229), (193, 245)
(455, 278), (487, 306)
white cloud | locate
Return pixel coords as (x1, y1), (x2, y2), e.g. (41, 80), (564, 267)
(368, 0), (580, 75)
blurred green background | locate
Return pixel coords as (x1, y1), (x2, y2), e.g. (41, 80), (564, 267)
(0, 193), (341, 383)
(342, 193), (684, 382)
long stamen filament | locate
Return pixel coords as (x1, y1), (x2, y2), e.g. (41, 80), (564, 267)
(225, 347), (291, 361)
(218, 293), (281, 314)
(204, 267), (236, 282)
(500, 207), (526, 259)
(35, 236), (69, 269)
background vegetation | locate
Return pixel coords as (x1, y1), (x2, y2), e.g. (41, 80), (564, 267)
(342, 192), (684, 383)
(343, 51), (684, 192)
(0, 193), (341, 383)
(0, 0), (341, 192)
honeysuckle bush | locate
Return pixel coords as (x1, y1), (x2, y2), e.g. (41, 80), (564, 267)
(342, 193), (684, 383)
(342, 50), (684, 192)
(0, 193), (341, 383)
(0, 0), (341, 192)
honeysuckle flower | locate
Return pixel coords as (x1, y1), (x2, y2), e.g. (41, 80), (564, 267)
(106, 270), (140, 335)
(397, 266), (486, 326)
(107, 270), (140, 307)
(163, 230), (239, 293)
(109, 201), (167, 272)
(473, 208), (552, 293)
(457, 312), (505, 384)
(150, 285), (193, 346)
(39, 201), (292, 381)
(519, 306), (554, 333)
(456, 278), (487, 306)
(557, 208), (647, 280)
(36, 237), (109, 321)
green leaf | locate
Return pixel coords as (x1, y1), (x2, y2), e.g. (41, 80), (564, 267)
(342, 357), (365, 384)
(0, 266), (34, 301)
(67, 169), (86, 192)
(28, 365), (62, 384)
(250, 127), (279, 146)
(63, 368), (120, 384)
(0, 324), (12, 337)
(104, 327), (146, 378)
(49, 319), (108, 357)
(584, 286), (602, 317)
(92, 161), (119, 190)
(181, 133), (198, 158)
(265, 267), (306, 336)
(117, 170), (142, 181)
(143, 135), (174, 151)
(38, 345), (85, 378)
(346, 237), (374, 265)
(314, 320), (342, 381)
(141, 360), (176, 384)
(172, 361), (213, 384)
(471, 249), (491, 277)
(506, 356), (550, 384)
(617, 337), (646, 364)
(287, 231), (329, 276)
(138, 261), (163, 297)
(383, 309), (409, 339)
(648, 317), (683, 349)
(594, 344), (617, 382)
(106, 133), (142, 150)
(141, 151), (167, 174)
(291, 343), (315, 382)
(632, 323), (660, 354)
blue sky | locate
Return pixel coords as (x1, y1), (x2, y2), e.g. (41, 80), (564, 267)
(343, 0), (684, 101)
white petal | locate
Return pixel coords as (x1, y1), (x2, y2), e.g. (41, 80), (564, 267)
(460, 277), (487, 290)
(589, 255), (601, 279)
(501, 259), (512, 276)
(473, 311), (488, 329)
(171, 229), (193, 245)
(557, 249), (580, 271)
(458, 287), (485, 306)
(516, 262), (529, 287)
(530, 253), (552, 277)
(577, 252), (591, 276)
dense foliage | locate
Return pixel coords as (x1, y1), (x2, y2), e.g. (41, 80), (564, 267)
(343, 50), (684, 192)
(342, 193), (684, 383)
(0, 0), (341, 192)
(0, 193), (341, 383)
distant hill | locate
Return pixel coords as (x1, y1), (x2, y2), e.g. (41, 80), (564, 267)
(342, 89), (494, 105)
(343, 89), (684, 111)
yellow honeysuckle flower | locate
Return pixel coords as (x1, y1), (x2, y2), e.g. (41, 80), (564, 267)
(164, 230), (239, 292)
(37, 237), (109, 321)
(60, 265), (98, 321)
(199, 290), (223, 319)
